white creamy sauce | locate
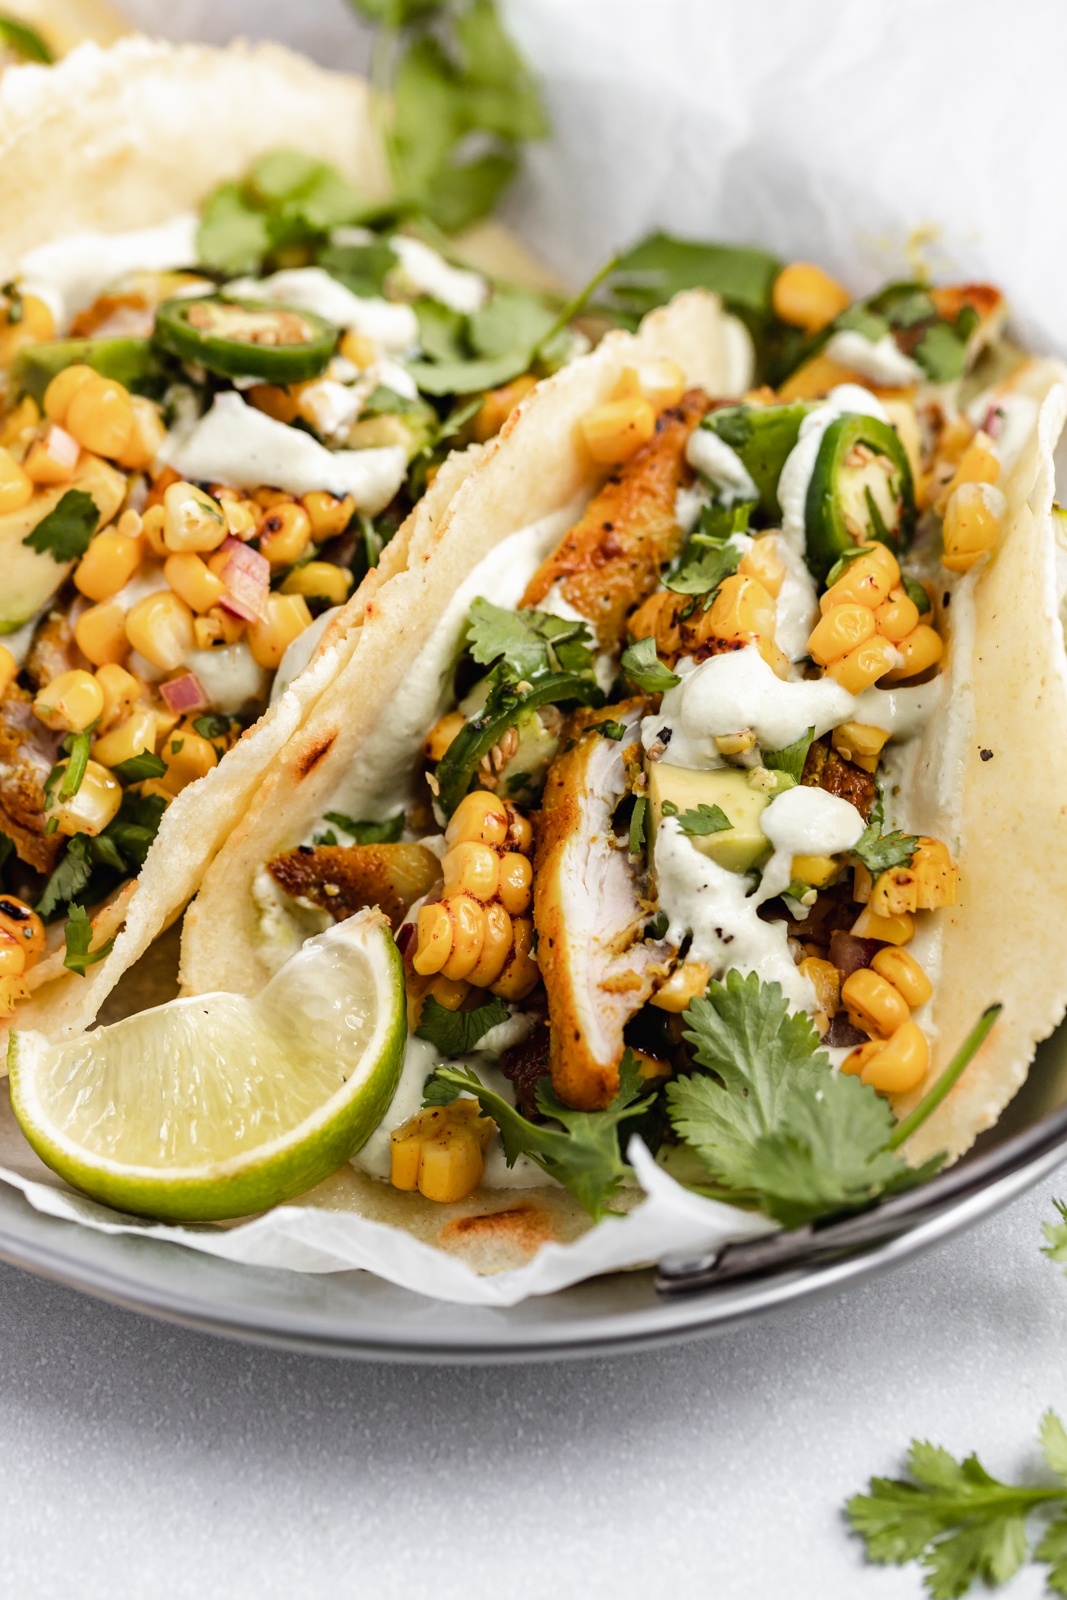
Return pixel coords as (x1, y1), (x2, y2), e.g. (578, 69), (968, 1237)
(777, 384), (890, 546)
(389, 235), (488, 315)
(771, 526), (820, 661)
(824, 330), (923, 387)
(654, 818), (815, 1011)
(967, 390), (1039, 476)
(370, 358), (419, 400)
(270, 608), (340, 706)
(852, 678), (943, 740)
(297, 379), (364, 443)
(186, 642), (269, 713)
(111, 562), (169, 612)
(686, 426), (758, 505)
(645, 645), (855, 767)
(161, 392), (407, 510)
(226, 266), (419, 355)
(674, 481), (707, 533)
(757, 786), (866, 903)
(19, 213), (200, 328)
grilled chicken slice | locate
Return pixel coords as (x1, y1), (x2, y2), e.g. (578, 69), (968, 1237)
(0, 686), (63, 872)
(268, 842), (440, 932)
(534, 701), (666, 1111)
(520, 389), (711, 651)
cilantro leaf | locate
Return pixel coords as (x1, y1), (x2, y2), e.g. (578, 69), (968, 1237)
(595, 232), (781, 324)
(587, 720), (626, 741)
(664, 536), (741, 599)
(192, 714), (232, 741)
(102, 790), (166, 870)
(903, 574), (932, 613)
(628, 795), (647, 855)
(23, 490), (99, 564)
(424, 1052), (653, 1219)
(196, 181), (273, 276)
(834, 304), (890, 342)
(322, 812), (405, 844)
(63, 904), (114, 977)
(111, 751), (167, 783)
(620, 635), (680, 694)
(468, 288), (556, 359)
(915, 322), (969, 383)
(762, 726), (814, 784)
(35, 835), (93, 920)
(0, 15), (54, 62)
(466, 598), (595, 680)
(852, 818), (919, 875)
(676, 803), (731, 837)
(415, 994), (509, 1056)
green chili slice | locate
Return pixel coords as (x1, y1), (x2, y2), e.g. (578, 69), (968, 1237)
(152, 295), (337, 383)
(804, 412), (916, 580)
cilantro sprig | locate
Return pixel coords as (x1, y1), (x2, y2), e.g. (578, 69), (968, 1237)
(23, 490), (99, 564)
(465, 598), (595, 682)
(63, 904), (114, 977)
(851, 791), (919, 876)
(415, 994), (508, 1056)
(762, 726), (814, 784)
(620, 635), (680, 694)
(675, 803), (732, 838)
(663, 502), (751, 600)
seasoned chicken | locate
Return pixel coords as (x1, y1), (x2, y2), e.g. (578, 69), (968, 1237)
(534, 701), (666, 1110)
(268, 842), (440, 932)
(520, 389), (711, 650)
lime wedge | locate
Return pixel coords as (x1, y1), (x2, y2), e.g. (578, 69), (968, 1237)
(8, 909), (406, 1222)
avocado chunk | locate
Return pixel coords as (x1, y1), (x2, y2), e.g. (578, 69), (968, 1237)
(648, 764), (771, 873)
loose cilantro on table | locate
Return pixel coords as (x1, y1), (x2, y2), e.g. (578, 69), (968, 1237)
(423, 1050), (654, 1219)
(415, 993), (509, 1055)
(466, 598), (595, 681)
(63, 904), (114, 977)
(675, 803), (732, 837)
(321, 812), (406, 844)
(22, 490), (99, 564)
(620, 635), (680, 694)
(762, 726), (815, 784)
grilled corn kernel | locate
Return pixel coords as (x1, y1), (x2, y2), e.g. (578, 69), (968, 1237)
(442, 841), (500, 903)
(860, 1021), (929, 1095)
(472, 373), (538, 442)
(799, 957), (841, 1018)
(446, 790), (510, 850)
(390, 1102), (494, 1203)
(0, 929), (26, 979)
(772, 261), (852, 333)
(0, 644), (15, 700)
(339, 330), (376, 368)
(74, 529), (144, 602)
(708, 573), (777, 643)
(141, 503), (168, 557)
(840, 1039), (883, 1077)
(738, 535), (786, 598)
(439, 894), (486, 982)
(74, 602), (129, 668)
(164, 552), (227, 614)
(44, 366), (98, 428)
(581, 395), (657, 464)
(651, 959), (712, 1013)
(831, 721), (889, 772)
(791, 854), (839, 888)
(851, 905), (915, 945)
(125, 591), (195, 672)
(247, 593), (313, 670)
(871, 836), (957, 917)
(301, 490), (355, 539)
(498, 851), (533, 915)
(64, 376), (134, 459)
(0, 293), (54, 365)
(33, 668), (104, 733)
(413, 903), (454, 975)
(258, 503), (313, 568)
(117, 396), (167, 472)
(819, 545), (900, 613)
(424, 975), (470, 1012)
(161, 729), (218, 792)
(504, 804), (534, 856)
(95, 663), (140, 729)
(162, 481), (228, 554)
(807, 603), (876, 666)
(194, 607), (246, 649)
(870, 946), (932, 1008)
(0, 897), (45, 965)
(943, 432), (1000, 503)
(48, 758), (122, 837)
(424, 710), (466, 765)
(0, 446), (33, 513)
(490, 915), (538, 1001)
(92, 706), (157, 768)
(23, 423), (79, 485)
(841, 967), (910, 1039)
(467, 902), (513, 989)
(879, 623), (943, 683)
(941, 481), (1005, 573)
(0, 395), (39, 453)
(873, 588), (920, 642)
(280, 562), (353, 606)
(827, 635), (898, 694)
(220, 497), (256, 540)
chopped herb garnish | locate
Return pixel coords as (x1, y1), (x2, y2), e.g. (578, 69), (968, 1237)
(63, 904), (114, 977)
(23, 490), (99, 564)
(192, 714), (232, 741)
(466, 598), (595, 681)
(35, 836), (93, 919)
(587, 719), (627, 742)
(415, 994), (509, 1056)
(620, 635), (680, 694)
(322, 812), (405, 844)
(675, 802), (732, 837)
(628, 795), (648, 855)
(111, 751), (167, 783)
(762, 726), (815, 784)
(902, 574), (932, 613)
(58, 729), (92, 802)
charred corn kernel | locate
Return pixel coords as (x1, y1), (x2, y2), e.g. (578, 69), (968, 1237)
(0, 644), (15, 699)
(841, 967), (911, 1039)
(219, 497), (256, 540)
(799, 957), (841, 1018)
(247, 593), (313, 670)
(152, 708), (180, 742)
(498, 851), (533, 915)
(48, 758), (122, 837)
(819, 545), (900, 613)
(504, 805), (533, 856)
(832, 721), (889, 773)
(161, 729), (217, 791)
(413, 903), (453, 975)
(74, 529), (144, 602)
(247, 384), (300, 424)
(491, 915), (538, 1001)
(125, 590), (195, 672)
(869, 836), (958, 917)
(791, 854), (839, 888)
(446, 789), (510, 849)
(257, 502), (313, 568)
(74, 602), (129, 668)
(92, 706), (156, 768)
(23, 424), (79, 485)
(252, 488), (294, 511)
(651, 959), (712, 1013)
(64, 376), (134, 459)
(851, 905), (915, 945)
(442, 841), (500, 903)
(472, 373), (538, 442)
(879, 623), (943, 684)
(439, 894), (486, 982)
(340, 330), (376, 368)
(280, 562), (352, 606)
(95, 663), (140, 729)
(860, 1021), (929, 1095)
(942, 432), (1000, 506)
(0, 395), (39, 452)
(808, 603), (876, 666)
(390, 1103), (494, 1203)
(827, 635), (898, 694)
(581, 395), (657, 464)
(715, 730), (757, 757)
(425, 975), (470, 1012)
(0, 446), (33, 513)
(633, 1051), (672, 1080)
(942, 481), (1005, 573)
(424, 710), (465, 764)
(117, 396), (167, 472)
(871, 946), (932, 1008)
(194, 606), (246, 649)
(738, 535), (786, 598)
(874, 588), (920, 642)
(0, 897), (45, 965)
(301, 490), (355, 539)
(841, 1039), (883, 1077)
(162, 481), (227, 554)
(708, 573), (777, 643)
(772, 261), (852, 333)
(138, 778), (175, 806)
(0, 930), (26, 979)
(389, 1125), (423, 1190)
(33, 668), (104, 733)
(141, 503), (168, 557)
(164, 552), (226, 614)
(467, 902), (513, 989)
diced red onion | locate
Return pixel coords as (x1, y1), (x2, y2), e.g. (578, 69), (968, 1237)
(160, 671), (209, 715)
(982, 403), (1005, 441)
(216, 535), (269, 621)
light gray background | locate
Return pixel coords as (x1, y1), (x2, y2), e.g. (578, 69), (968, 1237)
(4, 3), (1067, 1596)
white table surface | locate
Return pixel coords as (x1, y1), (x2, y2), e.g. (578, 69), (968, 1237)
(3, 3), (1066, 1595)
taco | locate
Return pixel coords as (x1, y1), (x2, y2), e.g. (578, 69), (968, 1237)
(173, 253), (1067, 1263)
